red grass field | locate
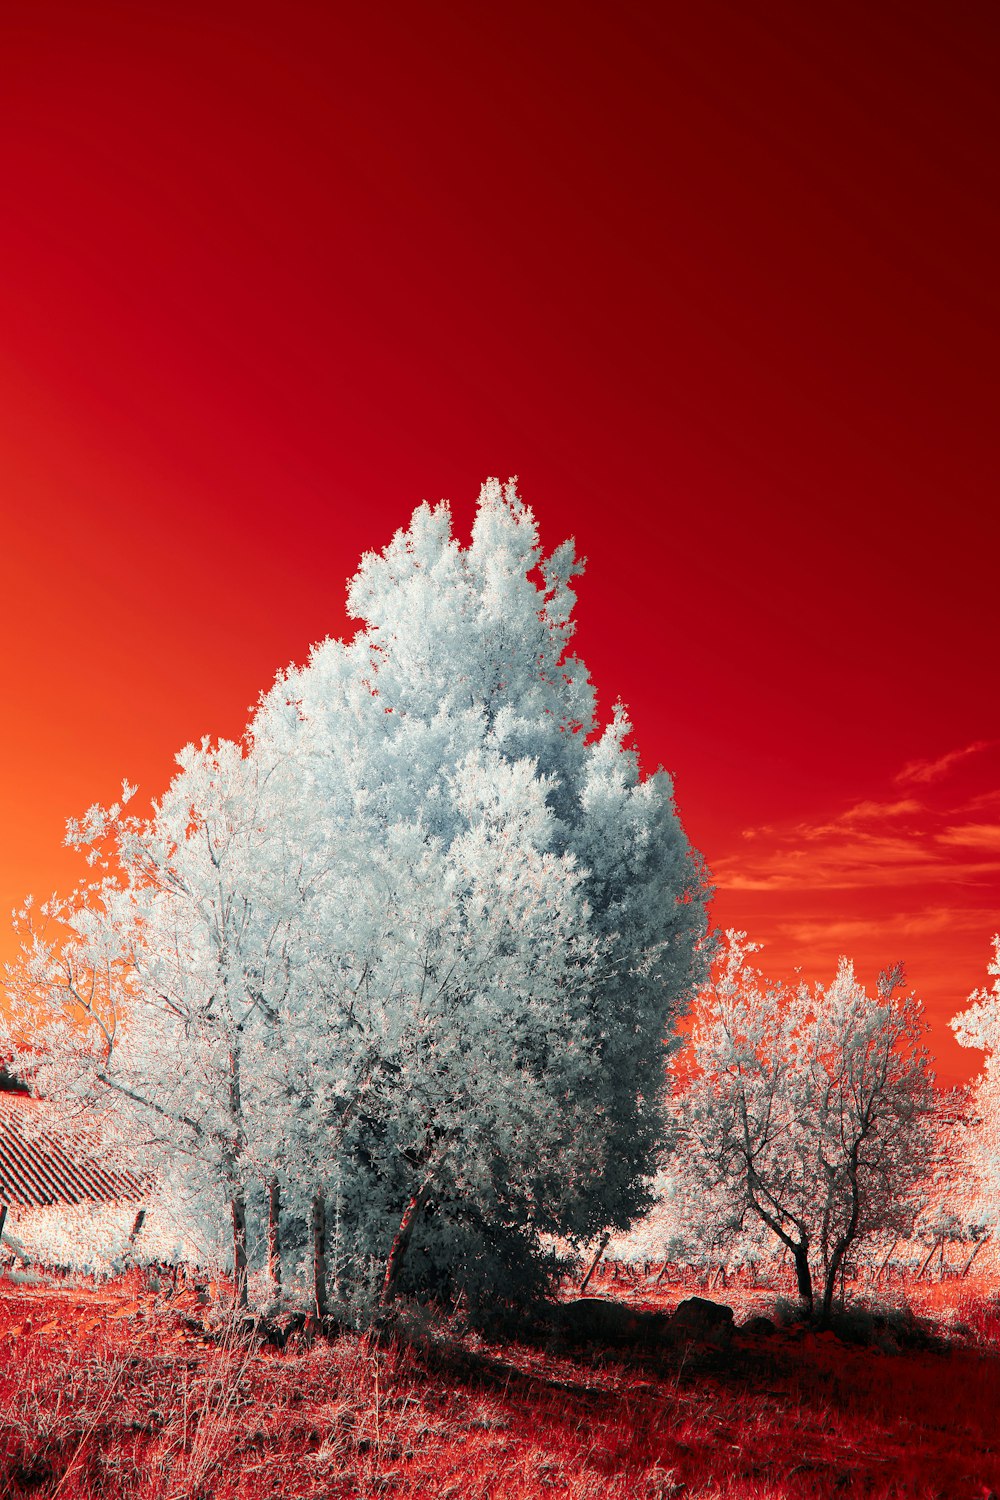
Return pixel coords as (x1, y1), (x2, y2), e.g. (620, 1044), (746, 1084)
(1, 1268), (999, 1499)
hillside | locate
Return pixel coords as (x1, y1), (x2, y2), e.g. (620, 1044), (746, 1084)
(3, 1269), (999, 1499)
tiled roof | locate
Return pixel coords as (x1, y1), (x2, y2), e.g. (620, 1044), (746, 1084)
(0, 1094), (149, 1208)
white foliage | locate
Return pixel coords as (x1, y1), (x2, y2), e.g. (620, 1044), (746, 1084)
(670, 932), (937, 1314)
(950, 935), (1000, 1232)
(4, 480), (710, 1305)
(2, 1189), (210, 1277)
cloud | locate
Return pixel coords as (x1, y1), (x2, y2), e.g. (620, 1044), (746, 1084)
(772, 915), (897, 947)
(962, 788), (1000, 815)
(773, 906), (997, 947)
(895, 740), (995, 787)
(935, 823), (1000, 853)
(835, 798), (923, 824)
(712, 838), (993, 893)
(782, 798), (924, 844)
(718, 781), (1000, 893)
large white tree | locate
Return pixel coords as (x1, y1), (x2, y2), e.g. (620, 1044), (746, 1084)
(671, 934), (937, 1322)
(5, 480), (710, 1315)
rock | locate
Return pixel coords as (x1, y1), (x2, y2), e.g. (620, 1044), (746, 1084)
(250, 1316), (288, 1348)
(741, 1314), (777, 1338)
(670, 1296), (735, 1347)
(265, 1310), (343, 1347)
(557, 1298), (670, 1346)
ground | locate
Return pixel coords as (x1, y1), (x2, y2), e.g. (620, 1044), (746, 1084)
(1, 1267), (999, 1499)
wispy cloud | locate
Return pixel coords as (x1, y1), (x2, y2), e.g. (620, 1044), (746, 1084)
(773, 906), (997, 948)
(895, 740), (995, 787)
(962, 788), (1000, 815)
(714, 842), (998, 893)
(836, 797), (923, 824)
(717, 744), (1000, 893)
(935, 823), (1000, 852)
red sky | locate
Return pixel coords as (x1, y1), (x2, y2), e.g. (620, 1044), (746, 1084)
(1, 1), (997, 1084)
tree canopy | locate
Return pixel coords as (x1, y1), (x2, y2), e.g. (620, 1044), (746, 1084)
(670, 933), (937, 1321)
(950, 934), (1000, 1245)
(5, 480), (711, 1314)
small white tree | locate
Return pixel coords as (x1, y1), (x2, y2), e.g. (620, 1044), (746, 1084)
(950, 935), (1000, 1255)
(4, 743), (323, 1303)
(672, 934), (937, 1322)
(904, 1089), (990, 1281)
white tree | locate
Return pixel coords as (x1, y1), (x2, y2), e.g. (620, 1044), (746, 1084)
(247, 482), (711, 1306)
(905, 1089), (989, 1281)
(4, 743), (318, 1304)
(672, 934), (937, 1322)
(5, 480), (711, 1315)
(950, 934), (1000, 1255)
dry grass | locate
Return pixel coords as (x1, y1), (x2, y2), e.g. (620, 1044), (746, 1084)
(1, 1270), (999, 1499)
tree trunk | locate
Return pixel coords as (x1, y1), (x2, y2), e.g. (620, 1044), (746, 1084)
(380, 1179), (432, 1306)
(916, 1237), (942, 1280)
(580, 1232), (611, 1293)
(822, 1234), (862, 1325)
(875, 1238), (898, 1283)
(653, 1259), (671, 1286)
(792, 1242), (813, 1315)
(267, 1178), (282, 1295)
(227, 1044), (249, 1309)
(821, 1245), (846, 1325)
(231, 1193), (248, 1309)
(311, 1192), (328, 1319)
(962, 1238), (987, 1277)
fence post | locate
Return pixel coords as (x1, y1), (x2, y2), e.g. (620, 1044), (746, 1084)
(580, 1232), (611, 1294)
